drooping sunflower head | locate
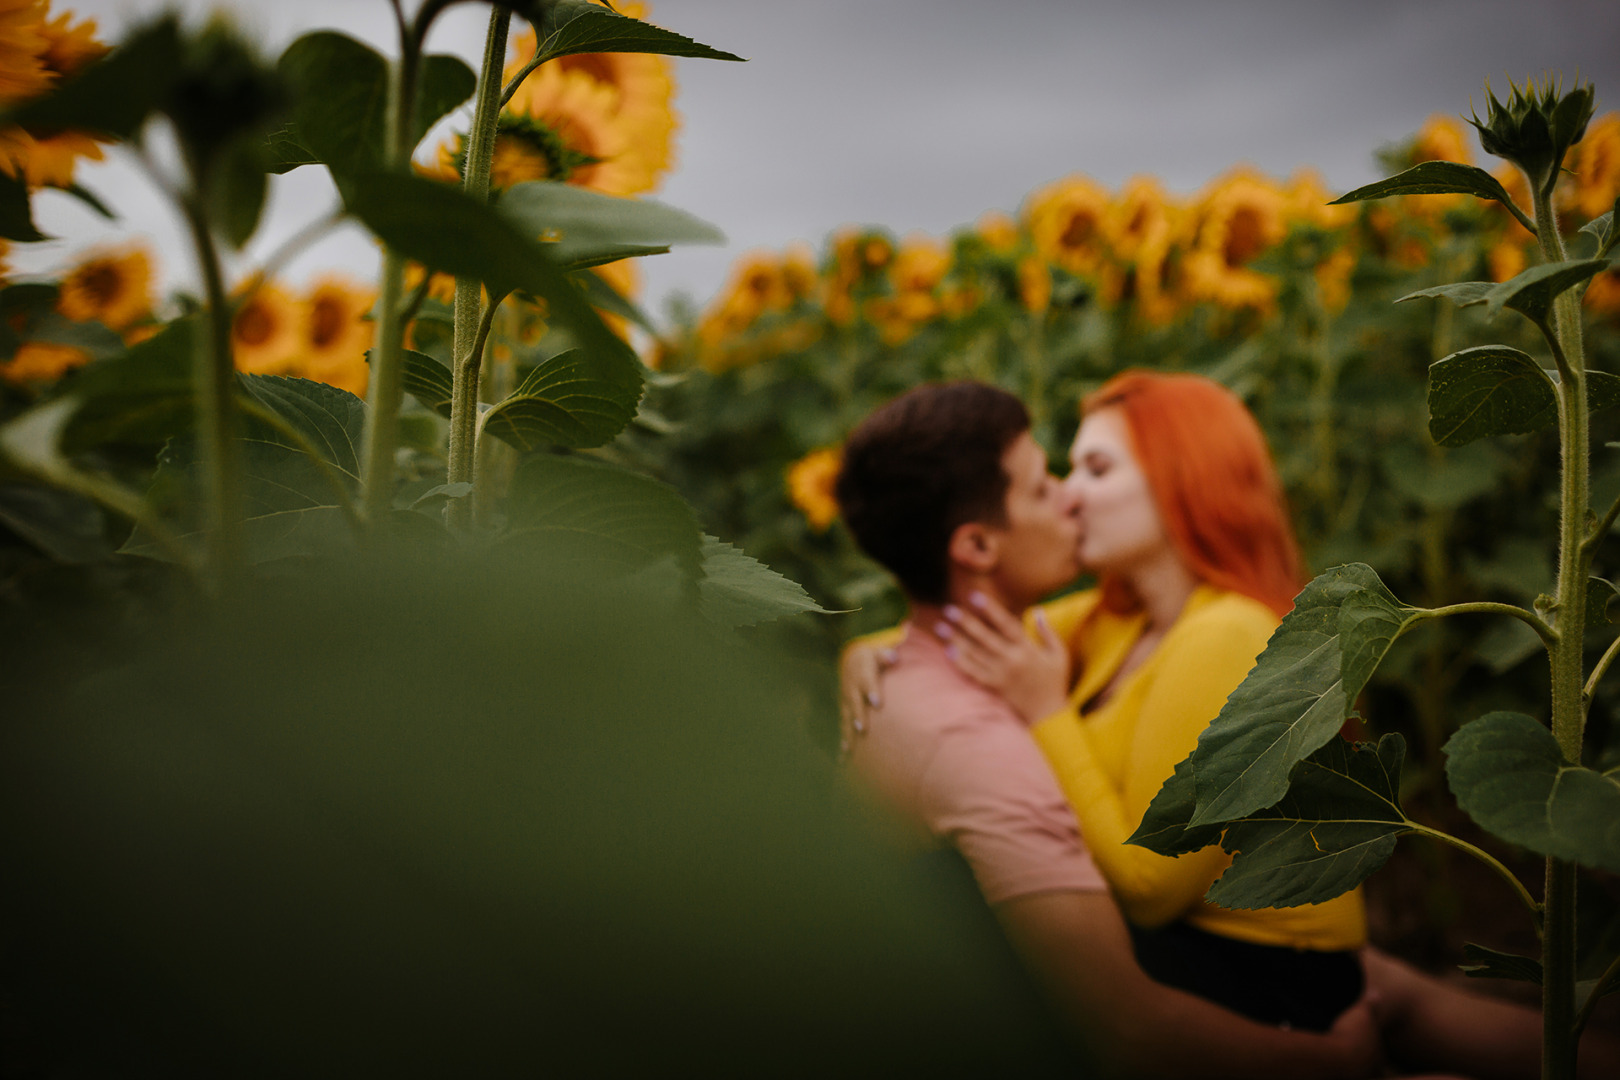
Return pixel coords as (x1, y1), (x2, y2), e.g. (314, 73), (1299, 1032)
(57, 245), (152, 330)
(230, 283), (300, 376)
(786, 446), (842, 533)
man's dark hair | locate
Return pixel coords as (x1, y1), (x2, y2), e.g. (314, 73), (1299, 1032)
(835, 382), (1030, 604)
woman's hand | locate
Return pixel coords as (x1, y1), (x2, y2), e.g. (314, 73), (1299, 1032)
(936, 592), (1071, 723)
(838, 635), (900, 758)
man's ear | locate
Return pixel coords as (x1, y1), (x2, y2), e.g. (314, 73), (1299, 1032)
(947, 521), (1000, 575)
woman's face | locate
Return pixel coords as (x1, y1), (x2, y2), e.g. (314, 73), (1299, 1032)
(1064, 407), (1172, 575)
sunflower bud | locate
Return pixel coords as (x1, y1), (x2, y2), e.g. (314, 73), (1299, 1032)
(166, 17), (286, 170)
(1468, 75), (1595, 198)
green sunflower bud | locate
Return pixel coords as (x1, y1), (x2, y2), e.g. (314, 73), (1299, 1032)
(1468, 75), (1595, 198)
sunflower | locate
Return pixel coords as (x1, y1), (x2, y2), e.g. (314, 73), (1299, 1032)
(231, 283), (301, 375)
(0, 4), (109, 188)
(57, 244), (151, 330)
(1125, 235), (1182, 326)
(1, 340), (83, 384)
(1179, 169), (1288, 311)
(505, 7), (677, 185)
(1312, 247), (1356, 314)
(1487, 237), (1529, 283)
(0, 0), (47, 104)
(504, 68), (640, 194)
(890, 236), (950, 294)
(1026, 175), (1110, 277)
(1409, 114), (1473, 167)
(1105, 177), (1175, 259)
(786, 446), (842, 532)
(975, 210), (1020, 252)
(1566, 112), (1620, 221)
(591, 256), (639, 339)
(1285, 169), (1355, 231)
(1586, 265), (1620, 317)
(781, 243), (817, 303)
(297, 275), (375, 396)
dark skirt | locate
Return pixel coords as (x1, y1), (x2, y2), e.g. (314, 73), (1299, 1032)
(1128, 920), (1363, 1032)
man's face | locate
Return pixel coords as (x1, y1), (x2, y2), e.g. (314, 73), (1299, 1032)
(984, 432), (1083, 606)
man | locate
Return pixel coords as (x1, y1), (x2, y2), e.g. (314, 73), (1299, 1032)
(834, 381), (1378, 1079)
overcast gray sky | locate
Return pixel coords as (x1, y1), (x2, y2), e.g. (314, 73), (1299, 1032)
(14, 0), (1620, 321)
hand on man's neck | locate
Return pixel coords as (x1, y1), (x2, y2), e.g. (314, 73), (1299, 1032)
(908, 573), (1027, 630)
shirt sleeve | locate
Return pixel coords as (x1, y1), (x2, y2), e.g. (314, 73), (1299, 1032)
(1030, 602), (1274, 928)
(915, 712), (1107, 906)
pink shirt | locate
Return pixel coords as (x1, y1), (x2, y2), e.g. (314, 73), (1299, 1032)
(850, 625), (1106, 905)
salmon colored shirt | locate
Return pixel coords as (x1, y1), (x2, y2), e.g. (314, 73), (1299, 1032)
(849, 624), (1107, 906)
(1031, 585), (1367, 952)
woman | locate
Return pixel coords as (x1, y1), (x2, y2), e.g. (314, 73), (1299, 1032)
(844, 370), (1615, 1077)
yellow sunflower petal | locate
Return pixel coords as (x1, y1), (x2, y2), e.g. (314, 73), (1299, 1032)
(57, 244), (152, 330)
(786, 446), (842, 532)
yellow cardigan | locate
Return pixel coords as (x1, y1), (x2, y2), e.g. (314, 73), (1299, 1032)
(1031, 585), (1366, 951)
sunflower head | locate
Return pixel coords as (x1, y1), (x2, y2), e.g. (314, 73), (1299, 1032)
(38, 6), (107, 81)
(1017, 255), (1051, 314)
(230, 283), (300, 375)
(167, 17), (286, 166)
(57, 245), (152, 330)
(786, 447), (842, 533)
(1470, 75), (1594, 196)
(890, 237), (949, 293)
(0, 0), (49, 104)
(975, 210), (1020, 252)
(1566, 112), (1620, 221)
(1027, 176), (1110, 276)
(1, 340), (85, 384)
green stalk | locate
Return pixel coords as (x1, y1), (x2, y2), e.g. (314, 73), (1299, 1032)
(359, 26), (423, 525)
(1534, 175), (1588, 1080)
(446, 7), (512, 532)
(179, 192), (244, 590)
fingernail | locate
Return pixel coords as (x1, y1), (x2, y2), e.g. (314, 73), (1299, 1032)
(852, 719), (866, 734)
(839, 738), (850, 755)
(945, 644), (958, 661)
(1035, 609), (1049, 627)
(934, 621), (954, 640)
(968, 591), (988, 608)
(879, 648), (898, 664)
(942, 604), (962, 622)
(864, 691), (879, 707)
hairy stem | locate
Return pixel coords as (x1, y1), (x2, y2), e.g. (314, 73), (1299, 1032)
(359, 24), (423, 525)
(446, 7), (512, 532)
(178, 192), (243, 590)
(1414, 601), (1557, 647)
(1536, 169), (1588, 1080)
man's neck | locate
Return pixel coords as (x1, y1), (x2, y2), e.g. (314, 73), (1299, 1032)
(909, 576), (1026, 630)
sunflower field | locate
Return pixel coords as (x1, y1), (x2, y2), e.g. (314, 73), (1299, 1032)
(2, 0), (1620, 1071)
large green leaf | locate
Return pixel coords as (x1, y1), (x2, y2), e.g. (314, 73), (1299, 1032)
(209, 136), (269, 249)
(480, 347), (642, 452)
(1426, 346), (1556, 447)
(343, 171), (635, 371)
(1445, 711), (1620, 873)
(575, 268), (655, 334)
(1426, 345), (1620, 447)
(1396, 281), (1495, 308)
(400, 348), (453, 419)
(1203, 735), (1410, 910)
(276, 32), (388, 179)
(1179, 565), (1419, 827)
(0, 483), (109, 563)
(1588, 576), (1619, 628)
(696, 535), (829, 628)
(530, 0), (745, 65)
(1126, 750), (1224, 856)
(1484, 259), (1611, 322)
(1329, 160), (1526, 209)
(1460, 943), (1542, 985)
(59, 318), (194, 453)
(123, 375), (366, 563)
(0, 16), (182, 139)
(1580, 197), (1619, 260)
(502, 453), (702, 578)
(414, 55), (477, 149)
(498, 181), (724, 268)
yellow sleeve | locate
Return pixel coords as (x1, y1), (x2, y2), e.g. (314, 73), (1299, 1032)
(1031, 602), (1274, 928)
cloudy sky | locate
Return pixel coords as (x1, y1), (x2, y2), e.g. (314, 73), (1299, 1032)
(16, 0), (1620, 321)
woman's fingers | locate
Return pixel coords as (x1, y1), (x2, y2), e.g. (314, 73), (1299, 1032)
(968, 590), (1027, 639)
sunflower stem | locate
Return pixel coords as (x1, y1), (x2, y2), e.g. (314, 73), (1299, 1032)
(359, 18), (424, 527)
(1533, 161), (1588, 1080)
(446, 7), (511, 533)
(178, 190), (244, 592)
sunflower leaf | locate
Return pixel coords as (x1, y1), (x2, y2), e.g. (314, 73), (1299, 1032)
(1160, 565), (1418, 829)
(500, 453), (703, 579)
(1202, 735), (1410, 910)
(498, 181), (724, 268)
(264, 123), (320, 175)
(1581, 198), (1620, 259)
(1329, 160), (1526, 211)
(574, 268), (655, 334)
(696, 535), (830, 628)
(399, 348), (454, 420)
(122, 375), (367, 563)
(1484, 259), (1611, 322)
(0, 16), (183, 140)
(414, 55), (477, 151)
(1426, 345), (1620, 447)
(530, 0), (745, 65)
(344, 170), (637, 374)
(277, 31), (389, 179)
(209, 136), (270, 249)
(0, 483), (110, 564)
(1588, 577), (1620, 628)
(1445, 711), (1620, 873)
(1459, 943), (1543, 985)
(59, 318), (195, 453)
(479, 347), (642, 452)
(1396, 281), (1495, 308)
(0, 170), (47, 243)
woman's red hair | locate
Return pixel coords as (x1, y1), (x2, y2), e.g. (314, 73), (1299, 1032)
(1083, 370), (1304, 618)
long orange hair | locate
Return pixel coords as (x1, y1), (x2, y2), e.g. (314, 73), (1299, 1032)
(1083, 370), (1304, 617)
